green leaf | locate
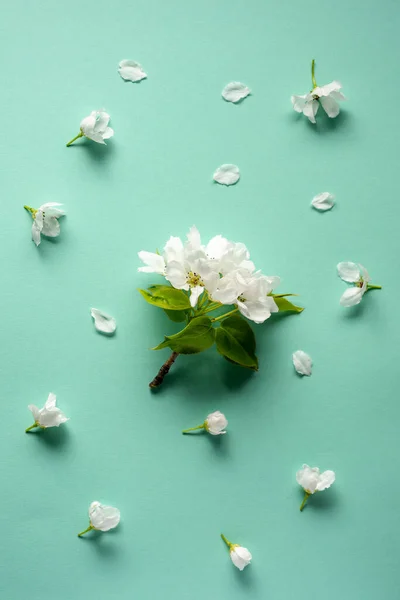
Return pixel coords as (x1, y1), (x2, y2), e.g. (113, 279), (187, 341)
(139, 285), (191, 311)
(274, 296), (304, 313)
(215, 314), (258, 370)
(153, 316), (215, 354)
(164, 309), (187, 323)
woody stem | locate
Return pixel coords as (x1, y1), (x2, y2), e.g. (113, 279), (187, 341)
(149, 351), (179, 389)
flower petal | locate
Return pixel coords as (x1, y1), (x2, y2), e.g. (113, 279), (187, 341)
(292, 350), (312, 376)
(230, 546), (252, 570)
(189, 285), (204, 307)
(45, 393), (57, 409)
(138, 251), (165, 274)
(291, 94), (307, 113)
(311, 192), (335, 211)
(319, 95), (340, 118)
(41, 217), (60, 237)
(337, 262), (361, 283)
(89, 501), (120, 531)
(31, 222), (41, 246)
(213, 164), (240, 186)
(91, 308), (117, 335)
(222, 82), (250, 103)
(316, 470), (336, 491)
(118, 59), (147, 82)
(165, 261), (189, 290)
(303, 99), (319, 124)
(340, 287), (363, 307)
(40, 202), (65, 218)
(28, 404), (40, 422)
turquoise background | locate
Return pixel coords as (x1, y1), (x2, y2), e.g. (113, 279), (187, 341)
(1, 0), (399, 598)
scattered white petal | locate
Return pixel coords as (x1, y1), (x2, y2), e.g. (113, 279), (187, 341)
(292, 350), (312, 376)
(311, 192), (335, 212)
(222, 82), (250, 103)
(118, 59), (147, 83)
(213, 164), (240, 186)
(91, 308), (117, 335)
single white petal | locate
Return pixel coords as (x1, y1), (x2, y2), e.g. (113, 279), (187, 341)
(138, 251), (165, 274)
(186, 226), (202, 250)
(316, 81), (343, 96)
(89, 501), (121, 532)
(102, 127), (114, 140)
(118, 59), (147, 82)
(213, 164), (240, 186)
(31, 222), (41, 246)
(163, 236), (184, 264)
(41, 217), (60, 237)
(359, 264), (370, 285)
(319, 95), (340, 118)
(45, 393), (57, 409)
(237, 299), (272, 324)
(93, 111), (111, 133)
(165, 261), (189, 289)
(189, 285), (204, 307)
(222, 82), (250, 103)
(28, 404), (40, 422)
(340, 287), (363, 307)
(291, 94), (307, 113)
(337, 262), (361, 283)
(91, 308), (117, 335)
(230, 546), (252, 570)
(311, 192), (335, 211)
(316, 470), (336, 491)
(303, 99), (319, 124)
(40, 202), (65, 218)
(292, 350), (312, 376)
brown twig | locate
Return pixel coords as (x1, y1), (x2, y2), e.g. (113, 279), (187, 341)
(149, 352), (179, 388)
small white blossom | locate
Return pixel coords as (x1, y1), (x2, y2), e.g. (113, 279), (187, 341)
(296, 464), (335, 511)
(67, 110), (114, 146)
(24, 203), (65, 247)
(78, 501), (120, 537)
(221, 82), (250, 103)
(311, 192), (335, 211)
(221, 534), (252, 571)
(26, 393), (69, 432)
(118, 59), (147, 82)
(292, 350), (312, 376)
(91, 308), (117, 335)
(182, 410), (228, 435)
(292, 60), (345, 124)
(213, 164), (240, 186)
(337, 262), (381, 307)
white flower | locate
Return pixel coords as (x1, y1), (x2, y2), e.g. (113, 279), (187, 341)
(213, 164), (240, 186)
(291, 60), (345, 124)
(296, 464), (335, 511)
(66, 110), (114, 146)
(235, 273), (280, 324)
(118, 59), (147, 82)
(26, 393), (69, 432)
(138, 236), (184, 275)
(24, 203), (65, 247)
(205, 411), (228, 435)
(91, 308), (117, 335)
(78, 501), (120, 537)
(292, 350), (312, 376)
(311, 192), (335, 212)
(337, 262), (381, 307)
(221, 534), (252, 571)
(221, 82), (250, 103)
(182, 410), (228, 435)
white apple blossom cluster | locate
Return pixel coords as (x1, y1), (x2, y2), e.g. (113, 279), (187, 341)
(138, 226), (280, 324)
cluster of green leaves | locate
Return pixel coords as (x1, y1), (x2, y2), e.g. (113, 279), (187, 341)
(139, 285), (303, 371)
